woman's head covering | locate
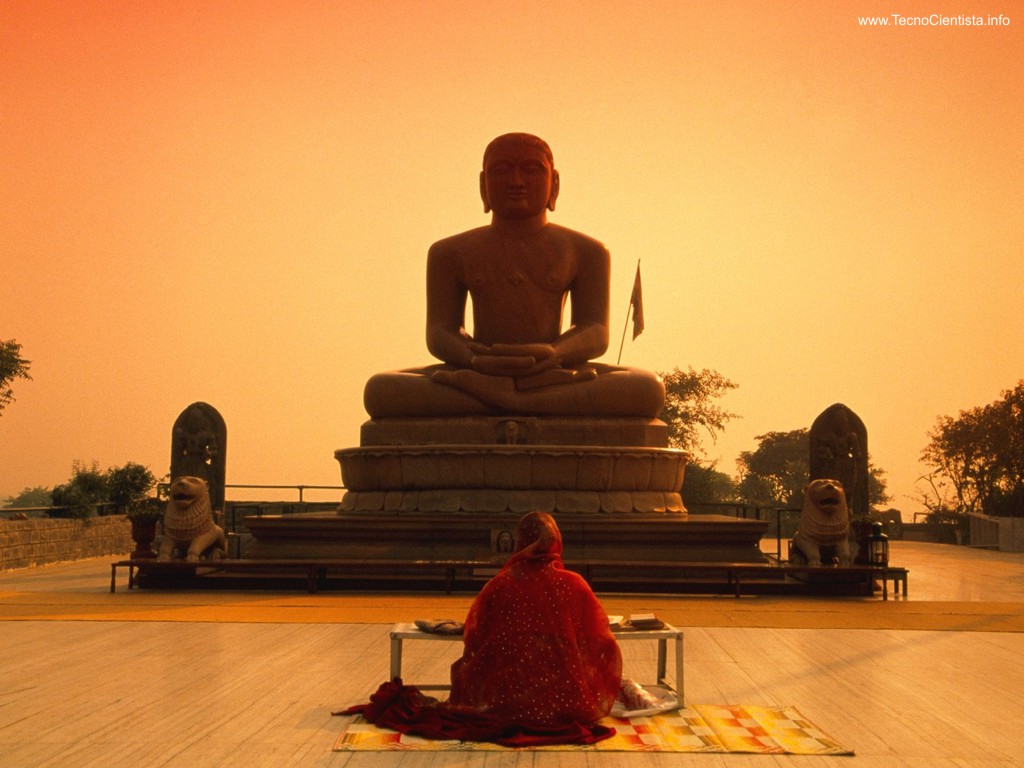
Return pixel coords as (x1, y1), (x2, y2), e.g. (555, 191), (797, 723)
(513, 511), (563, 559)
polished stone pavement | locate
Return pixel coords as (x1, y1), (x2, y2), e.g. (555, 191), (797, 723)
(2, 541), (1023, 767)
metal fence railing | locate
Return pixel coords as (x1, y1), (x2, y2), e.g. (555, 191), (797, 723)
(225, 484), (344, 502)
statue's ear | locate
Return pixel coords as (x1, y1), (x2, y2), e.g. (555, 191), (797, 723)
(480, 171), (490, 213)
(547, 169), (560, 212)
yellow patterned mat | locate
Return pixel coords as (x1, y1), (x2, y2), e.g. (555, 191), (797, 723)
(333, 704), (854, 754)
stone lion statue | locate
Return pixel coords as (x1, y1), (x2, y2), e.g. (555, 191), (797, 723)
(158, 476), (227, 562)
(791, 478), (851, 567)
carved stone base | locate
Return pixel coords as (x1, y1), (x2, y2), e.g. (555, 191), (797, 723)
(339, 489), (683, 514)
(244, 415), (768, 569)
(245, 510), (769, 563)
(360, 416), (670, 447)
(335, 444), (688, 515)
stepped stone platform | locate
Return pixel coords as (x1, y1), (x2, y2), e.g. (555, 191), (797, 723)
(337, 416), (687, 514)
(246, 415), (768, 564)
(245, 511), (768, 563)
(336, 444), (687, 514)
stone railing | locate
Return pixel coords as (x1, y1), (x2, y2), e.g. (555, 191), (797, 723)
(0, 515), (132, 570)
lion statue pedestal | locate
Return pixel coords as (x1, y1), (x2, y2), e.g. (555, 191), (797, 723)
(158, 476), (227, 562)
(790, 478), (852, 567)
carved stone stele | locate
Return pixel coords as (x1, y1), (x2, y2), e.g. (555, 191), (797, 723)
(170, 401), (226, 513)
(809, 403), (868, 520)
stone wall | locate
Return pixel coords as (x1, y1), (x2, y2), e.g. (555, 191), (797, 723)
(0, 515), (132, 570)
(1000, 517), (1024, 552)
(968, 513), (1001, 549)
(969, 513), (1024, 552)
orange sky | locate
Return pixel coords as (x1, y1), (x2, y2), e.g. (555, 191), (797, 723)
(2, 1), (1021, 512)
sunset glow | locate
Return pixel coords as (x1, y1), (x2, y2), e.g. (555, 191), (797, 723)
(2, 1), (1021, 514)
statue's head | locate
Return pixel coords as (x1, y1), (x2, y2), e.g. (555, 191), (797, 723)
(480, 133), (560, 218)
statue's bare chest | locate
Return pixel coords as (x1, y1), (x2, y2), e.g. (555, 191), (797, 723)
(463, 234), (576, 299)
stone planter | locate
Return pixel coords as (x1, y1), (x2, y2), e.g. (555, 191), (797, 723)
(129, 517), (159, 559)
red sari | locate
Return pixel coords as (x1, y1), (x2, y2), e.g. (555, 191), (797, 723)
(449, 512), (622, 727)
(337, 512), (622, 746)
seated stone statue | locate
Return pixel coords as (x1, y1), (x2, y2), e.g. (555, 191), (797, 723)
(363, 133), (664, 419)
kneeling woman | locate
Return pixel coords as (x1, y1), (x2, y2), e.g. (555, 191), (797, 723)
(337, 511), (622, 746)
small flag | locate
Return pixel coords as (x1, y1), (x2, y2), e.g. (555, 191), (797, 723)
(629, 262), (644, 340)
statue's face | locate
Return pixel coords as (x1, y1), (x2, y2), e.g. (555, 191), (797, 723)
(480, 142), (558, 219)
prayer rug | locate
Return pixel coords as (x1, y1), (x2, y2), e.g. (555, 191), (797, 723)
(333, 704), (853, 754)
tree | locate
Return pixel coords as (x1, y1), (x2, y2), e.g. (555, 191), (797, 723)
(658, 367), (740, 505)
(921, 381), (1024, 517)
(736, 430), (809, 508)
(737, 429), (890, 510)
(866, 464), (890, 510)
(51, 461), (110, 518)
(0, 338), (32, 415)
(106, 462), (157, 514)
(682, 463), (739, 506)
(658, 366), (739, 457)
(50, 460), (160, 518)
(3, 486), (53, 508)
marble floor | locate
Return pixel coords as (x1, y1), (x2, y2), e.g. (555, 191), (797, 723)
(1, 541), (1022, 768)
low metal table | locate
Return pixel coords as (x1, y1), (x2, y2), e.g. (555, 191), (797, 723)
(388, 621), (685, 707)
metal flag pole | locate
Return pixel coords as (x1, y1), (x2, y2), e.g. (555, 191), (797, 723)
(617, 259), (642, 365)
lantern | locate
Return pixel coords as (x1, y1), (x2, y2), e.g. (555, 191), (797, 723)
(868, 522), (889, 566)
